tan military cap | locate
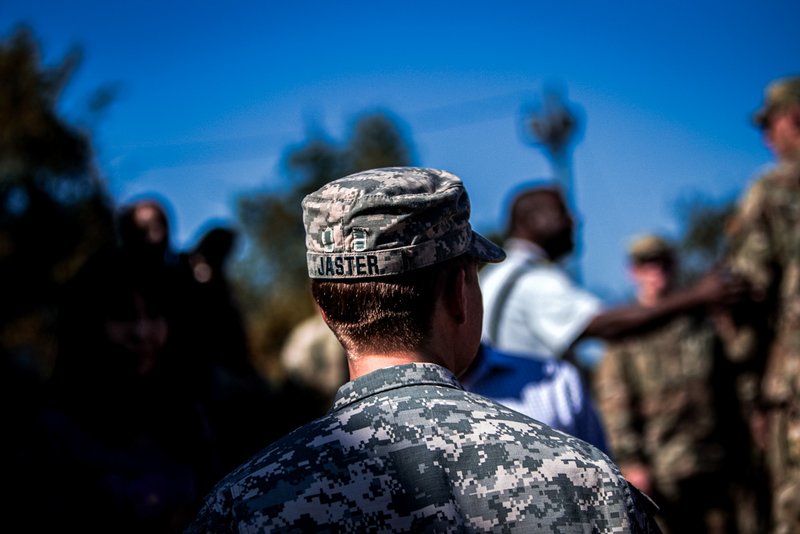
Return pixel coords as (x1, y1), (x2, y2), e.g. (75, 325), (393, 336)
(753, 75), (800, 128)
(627, 234), (675, 263)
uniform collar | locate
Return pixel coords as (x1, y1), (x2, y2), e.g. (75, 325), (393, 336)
(330, 362), (463, 413)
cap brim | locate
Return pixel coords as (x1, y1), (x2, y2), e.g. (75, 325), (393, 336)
(469, 231), (506, 263)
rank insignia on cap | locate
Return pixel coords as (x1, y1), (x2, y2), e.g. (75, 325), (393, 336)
(352, 228), (368, 252)
(322, 227), (335, 252)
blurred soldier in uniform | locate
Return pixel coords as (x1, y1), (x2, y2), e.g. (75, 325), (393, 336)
(725, 75), (800, 534)
(187, 167), (660, 533)
(594, 235), (754, 533)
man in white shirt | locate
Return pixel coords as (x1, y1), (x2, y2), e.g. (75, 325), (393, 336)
(481, 183), (746, 364)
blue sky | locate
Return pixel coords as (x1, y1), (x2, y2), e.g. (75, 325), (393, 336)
(3, 1), (798, 300)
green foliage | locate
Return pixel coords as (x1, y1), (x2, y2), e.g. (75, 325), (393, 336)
(232, 112), (413, 373)
(0, 26), (114, 377)
(0, 28), (84, 178)
(673, 193), (738, 283)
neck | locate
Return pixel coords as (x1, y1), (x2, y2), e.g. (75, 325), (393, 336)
(348, 351), (445, 381)
(506, 237), (550, 259)
(779, 145), (800, 163)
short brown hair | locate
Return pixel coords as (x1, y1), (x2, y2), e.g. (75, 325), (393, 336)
(311, 254), (472, 355)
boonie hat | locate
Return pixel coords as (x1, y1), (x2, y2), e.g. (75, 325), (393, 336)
(753, 76), (800, 129)
(627, 234), (675, 263)
(302, 167), (505, 279)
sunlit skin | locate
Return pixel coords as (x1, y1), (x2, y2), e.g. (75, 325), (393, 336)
(629, 259), (674, 308)
(342, 260), (484, 382)
(763, 107), (800, 161)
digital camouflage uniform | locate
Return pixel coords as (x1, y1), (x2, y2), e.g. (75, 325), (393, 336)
(594, 312), (751, 533)
(726, 155), (800, 533)
(188, 167), (660, 532)
(188, 363), (657, 533)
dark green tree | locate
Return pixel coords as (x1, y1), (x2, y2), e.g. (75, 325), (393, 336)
(233, 111), (413, 378)
(0, 26), (115, 379)
(672, 193), (738, 284)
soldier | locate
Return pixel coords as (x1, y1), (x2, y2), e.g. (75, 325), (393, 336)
(725, 75), (800, 534)
(594, 234), (754, 533)
(187, 167), (660, 532)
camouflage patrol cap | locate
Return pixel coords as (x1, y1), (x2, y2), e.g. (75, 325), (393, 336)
(627, 234), (675, 263)
(302, 167), (505, 279)
(753, 75), (800, 128)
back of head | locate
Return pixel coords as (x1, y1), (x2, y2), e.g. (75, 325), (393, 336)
(501, 179), (560, 236)
(302, 167), (504, 354)
(507, 183), (573, 260)
(195, 227), (236, 260)
(192, 226), (237, 273)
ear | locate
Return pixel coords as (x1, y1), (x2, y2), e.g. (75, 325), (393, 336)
(442, 265), (468, 325)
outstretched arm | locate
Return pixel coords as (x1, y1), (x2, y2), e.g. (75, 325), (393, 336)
(581, 269), (747, 342)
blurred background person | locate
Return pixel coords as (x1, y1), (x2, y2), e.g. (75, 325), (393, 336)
(178, 225), (250, 374)
(174, 224), (298, 472)
(117, 200), (308, 472)
(34, 248), (221, 533)
(117, 196), (181, 296)
(480, 183), (747, 371)
(724, 74), (800, 534)
(594, 234), (758, 533)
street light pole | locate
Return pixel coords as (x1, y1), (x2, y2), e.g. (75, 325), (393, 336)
(521, 84), (582, 282)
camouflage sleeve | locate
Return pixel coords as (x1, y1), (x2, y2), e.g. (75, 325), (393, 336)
(724, 177), (779, 410)
(185, 486), (235, 533)
(594, 342), (644, 466)
(726, 178), (776, 297)
(626, 481), (662, 533)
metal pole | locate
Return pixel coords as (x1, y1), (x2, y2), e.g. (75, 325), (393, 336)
(521, 84), (582, 282)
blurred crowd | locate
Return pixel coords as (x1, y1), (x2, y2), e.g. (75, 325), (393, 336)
(5, 197), (328, 532)
(2, 72), (798, 533)
(466, 75), (800, 533)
